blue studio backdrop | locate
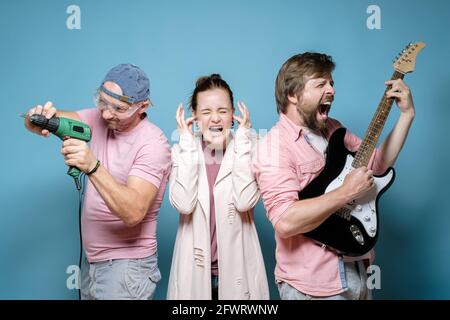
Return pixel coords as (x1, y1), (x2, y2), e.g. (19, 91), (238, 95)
(1, 0), (449, 299)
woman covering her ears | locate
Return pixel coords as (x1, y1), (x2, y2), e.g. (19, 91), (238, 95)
(167, 74), (269, 300)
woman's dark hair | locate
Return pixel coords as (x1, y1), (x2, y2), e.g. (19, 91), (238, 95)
(189, 74), (234, 112)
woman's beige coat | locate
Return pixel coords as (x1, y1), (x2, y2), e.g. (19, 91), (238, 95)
(167, 127), (269, 299)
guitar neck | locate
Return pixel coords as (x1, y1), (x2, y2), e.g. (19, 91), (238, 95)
(352, 71), (405, 168)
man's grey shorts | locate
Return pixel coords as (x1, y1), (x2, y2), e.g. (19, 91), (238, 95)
(81, 253), (161, 300)
(277, 260), (372, 300)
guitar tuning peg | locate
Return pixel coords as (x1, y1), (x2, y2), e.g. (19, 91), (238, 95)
(402, 49), (406, 53)
(408, 42), (413, 47)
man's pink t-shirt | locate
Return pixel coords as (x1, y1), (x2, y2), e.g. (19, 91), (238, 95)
(77, 109), (171, 263)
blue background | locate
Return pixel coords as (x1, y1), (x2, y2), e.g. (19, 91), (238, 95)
(0, 0), (448, 299)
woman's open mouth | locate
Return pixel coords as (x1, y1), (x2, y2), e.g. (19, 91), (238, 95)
(209, 125), (224, 134)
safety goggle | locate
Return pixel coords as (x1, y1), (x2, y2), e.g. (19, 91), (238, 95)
(93, 91), (141, 117)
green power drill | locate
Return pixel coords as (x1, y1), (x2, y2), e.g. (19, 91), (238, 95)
(27, 114), (92, 190)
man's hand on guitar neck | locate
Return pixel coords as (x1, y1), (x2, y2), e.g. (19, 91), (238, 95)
(379, 79), (415, 167)
(385, 79), (415, 118)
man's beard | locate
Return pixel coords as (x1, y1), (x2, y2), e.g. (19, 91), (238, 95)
(297, 104), (328, 134)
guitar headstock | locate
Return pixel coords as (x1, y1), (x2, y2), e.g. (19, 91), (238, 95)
(393, 42), (426, 74)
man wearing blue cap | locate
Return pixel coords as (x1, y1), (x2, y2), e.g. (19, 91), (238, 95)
(24, 64), (171, 299)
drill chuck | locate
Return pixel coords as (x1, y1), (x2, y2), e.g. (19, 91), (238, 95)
(29, 114), (60, 133)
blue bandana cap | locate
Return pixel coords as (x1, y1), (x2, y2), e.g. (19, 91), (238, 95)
(100, 63), (150, 103)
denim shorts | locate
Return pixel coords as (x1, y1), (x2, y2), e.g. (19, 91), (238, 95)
(81, 253), (161, 300)
(277, 260), (372, 300)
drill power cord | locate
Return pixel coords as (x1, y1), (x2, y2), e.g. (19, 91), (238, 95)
(77, 173), (86, 300)
(74, 177), (82, 191)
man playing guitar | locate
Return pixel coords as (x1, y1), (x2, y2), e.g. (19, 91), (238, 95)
(253, 51), (416, 299)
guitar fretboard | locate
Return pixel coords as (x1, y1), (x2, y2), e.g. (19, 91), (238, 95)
(352, 71), (405, 168)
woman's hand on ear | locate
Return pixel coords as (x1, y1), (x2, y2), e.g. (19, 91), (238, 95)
(176, 104), (196, 136)
(233, 101), (251, 129)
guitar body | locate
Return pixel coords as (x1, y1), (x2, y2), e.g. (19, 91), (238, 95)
(299, 128), (395, 256)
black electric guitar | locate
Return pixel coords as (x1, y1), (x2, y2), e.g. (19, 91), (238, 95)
(299, 42), (425, 256)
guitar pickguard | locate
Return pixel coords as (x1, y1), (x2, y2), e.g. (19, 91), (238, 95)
(325, 155), (395, 238)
